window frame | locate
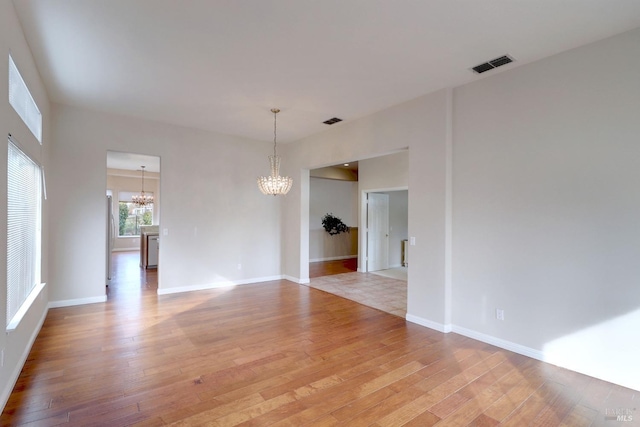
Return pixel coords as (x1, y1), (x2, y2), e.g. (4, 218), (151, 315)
(6, 137), (44, 331)
(8, 54), (42, 144)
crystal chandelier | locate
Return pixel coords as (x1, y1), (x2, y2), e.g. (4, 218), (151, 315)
(132, 165), (153, 207)
(257, 108), (293, 196)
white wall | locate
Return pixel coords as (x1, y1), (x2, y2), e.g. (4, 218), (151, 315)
(358, 151), (408, 191)
(284, 27), (640, 391)
(49, 104), (282, 302)
(452, 28), (640, 390)
(0, 0), (51, 411)
(309, 177), (358, 261)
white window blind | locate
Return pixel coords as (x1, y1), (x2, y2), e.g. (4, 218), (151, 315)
(8, 55), (42, 143)
(7, 139), (42, 329)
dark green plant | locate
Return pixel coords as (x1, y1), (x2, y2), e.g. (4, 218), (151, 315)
(321, 213), (350, 236)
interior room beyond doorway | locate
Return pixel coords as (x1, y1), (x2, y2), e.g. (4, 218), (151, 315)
(106, 151), (160, 295)
(308, 156), (408, 317)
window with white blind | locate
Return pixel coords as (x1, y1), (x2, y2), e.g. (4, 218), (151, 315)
(7, 139), (42, 330)
(8, 55), (42, 143)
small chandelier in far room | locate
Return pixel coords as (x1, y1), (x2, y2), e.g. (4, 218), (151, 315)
(132, 165), (153, 207)
(257, 108), (293, 196)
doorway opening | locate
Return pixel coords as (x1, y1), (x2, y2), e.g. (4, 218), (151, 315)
(305, 153), (409, 317)
(309, 162), (359, 278)
(106, 151), (160, 299)
(363, 189), (408, 282)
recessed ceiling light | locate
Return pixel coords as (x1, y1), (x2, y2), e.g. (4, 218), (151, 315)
(344, 163), (349, 167)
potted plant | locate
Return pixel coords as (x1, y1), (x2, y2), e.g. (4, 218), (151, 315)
(321, 213), (350, 236)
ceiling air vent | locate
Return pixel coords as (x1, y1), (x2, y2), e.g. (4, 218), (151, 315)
(471, 54), (514, 74)
(323, 117), (343, 125)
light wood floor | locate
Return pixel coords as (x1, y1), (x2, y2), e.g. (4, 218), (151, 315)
(1, 252), (637, 426)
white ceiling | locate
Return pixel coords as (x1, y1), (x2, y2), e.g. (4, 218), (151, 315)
(12, 0), (640, 144)
(107, 151), (160, 173)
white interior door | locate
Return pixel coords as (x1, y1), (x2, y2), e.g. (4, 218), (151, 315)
(367, 193), (389, 272)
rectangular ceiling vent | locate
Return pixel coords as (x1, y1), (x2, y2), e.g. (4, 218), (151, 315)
(471, 55), (514, 74)
(323, 117), (343, 125)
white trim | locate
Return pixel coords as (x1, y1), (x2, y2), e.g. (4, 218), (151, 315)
(48, 295), (107, 308)
(405, 313), (452, 333)
(398, 317), (638, 390)
(444, 87), (453, 326)
(451, 325), (545, 361)
(157, 275), (285, 295)
(405, 314), (544, 361)
(309, 255), (357, 263)
(283, 275), (310, 285)
(0, 303), (48, 413)
(6, 282), (46, 331)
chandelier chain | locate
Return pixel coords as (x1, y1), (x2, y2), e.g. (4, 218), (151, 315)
(273, 108), (278, 156)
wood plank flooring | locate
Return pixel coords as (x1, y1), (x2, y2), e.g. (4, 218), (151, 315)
(309, 258), (357, 278)
(1, 252), (637, 426)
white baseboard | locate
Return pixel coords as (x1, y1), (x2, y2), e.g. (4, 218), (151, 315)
(1, 305), (48, 413)
(450, 326), (637, 390)
(283, 275), (310, 285)
(396, 314), (638, 391)
(48, 295), (107, 308)
(405, 314), (452, 333)
(309, 255), (357, 263)
(157, 275), (285, 295)
(112, 248), (139, 253)
(405, 314), (544, 361)
(451, 325), (545, 362)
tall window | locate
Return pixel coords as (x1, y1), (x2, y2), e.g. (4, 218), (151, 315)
(7, 139), (42, 329)
(8, 55), (42, 143)
(118, 191), (153, 236)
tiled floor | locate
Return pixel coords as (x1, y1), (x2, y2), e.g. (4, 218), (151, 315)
(307, 271), (407, 317)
